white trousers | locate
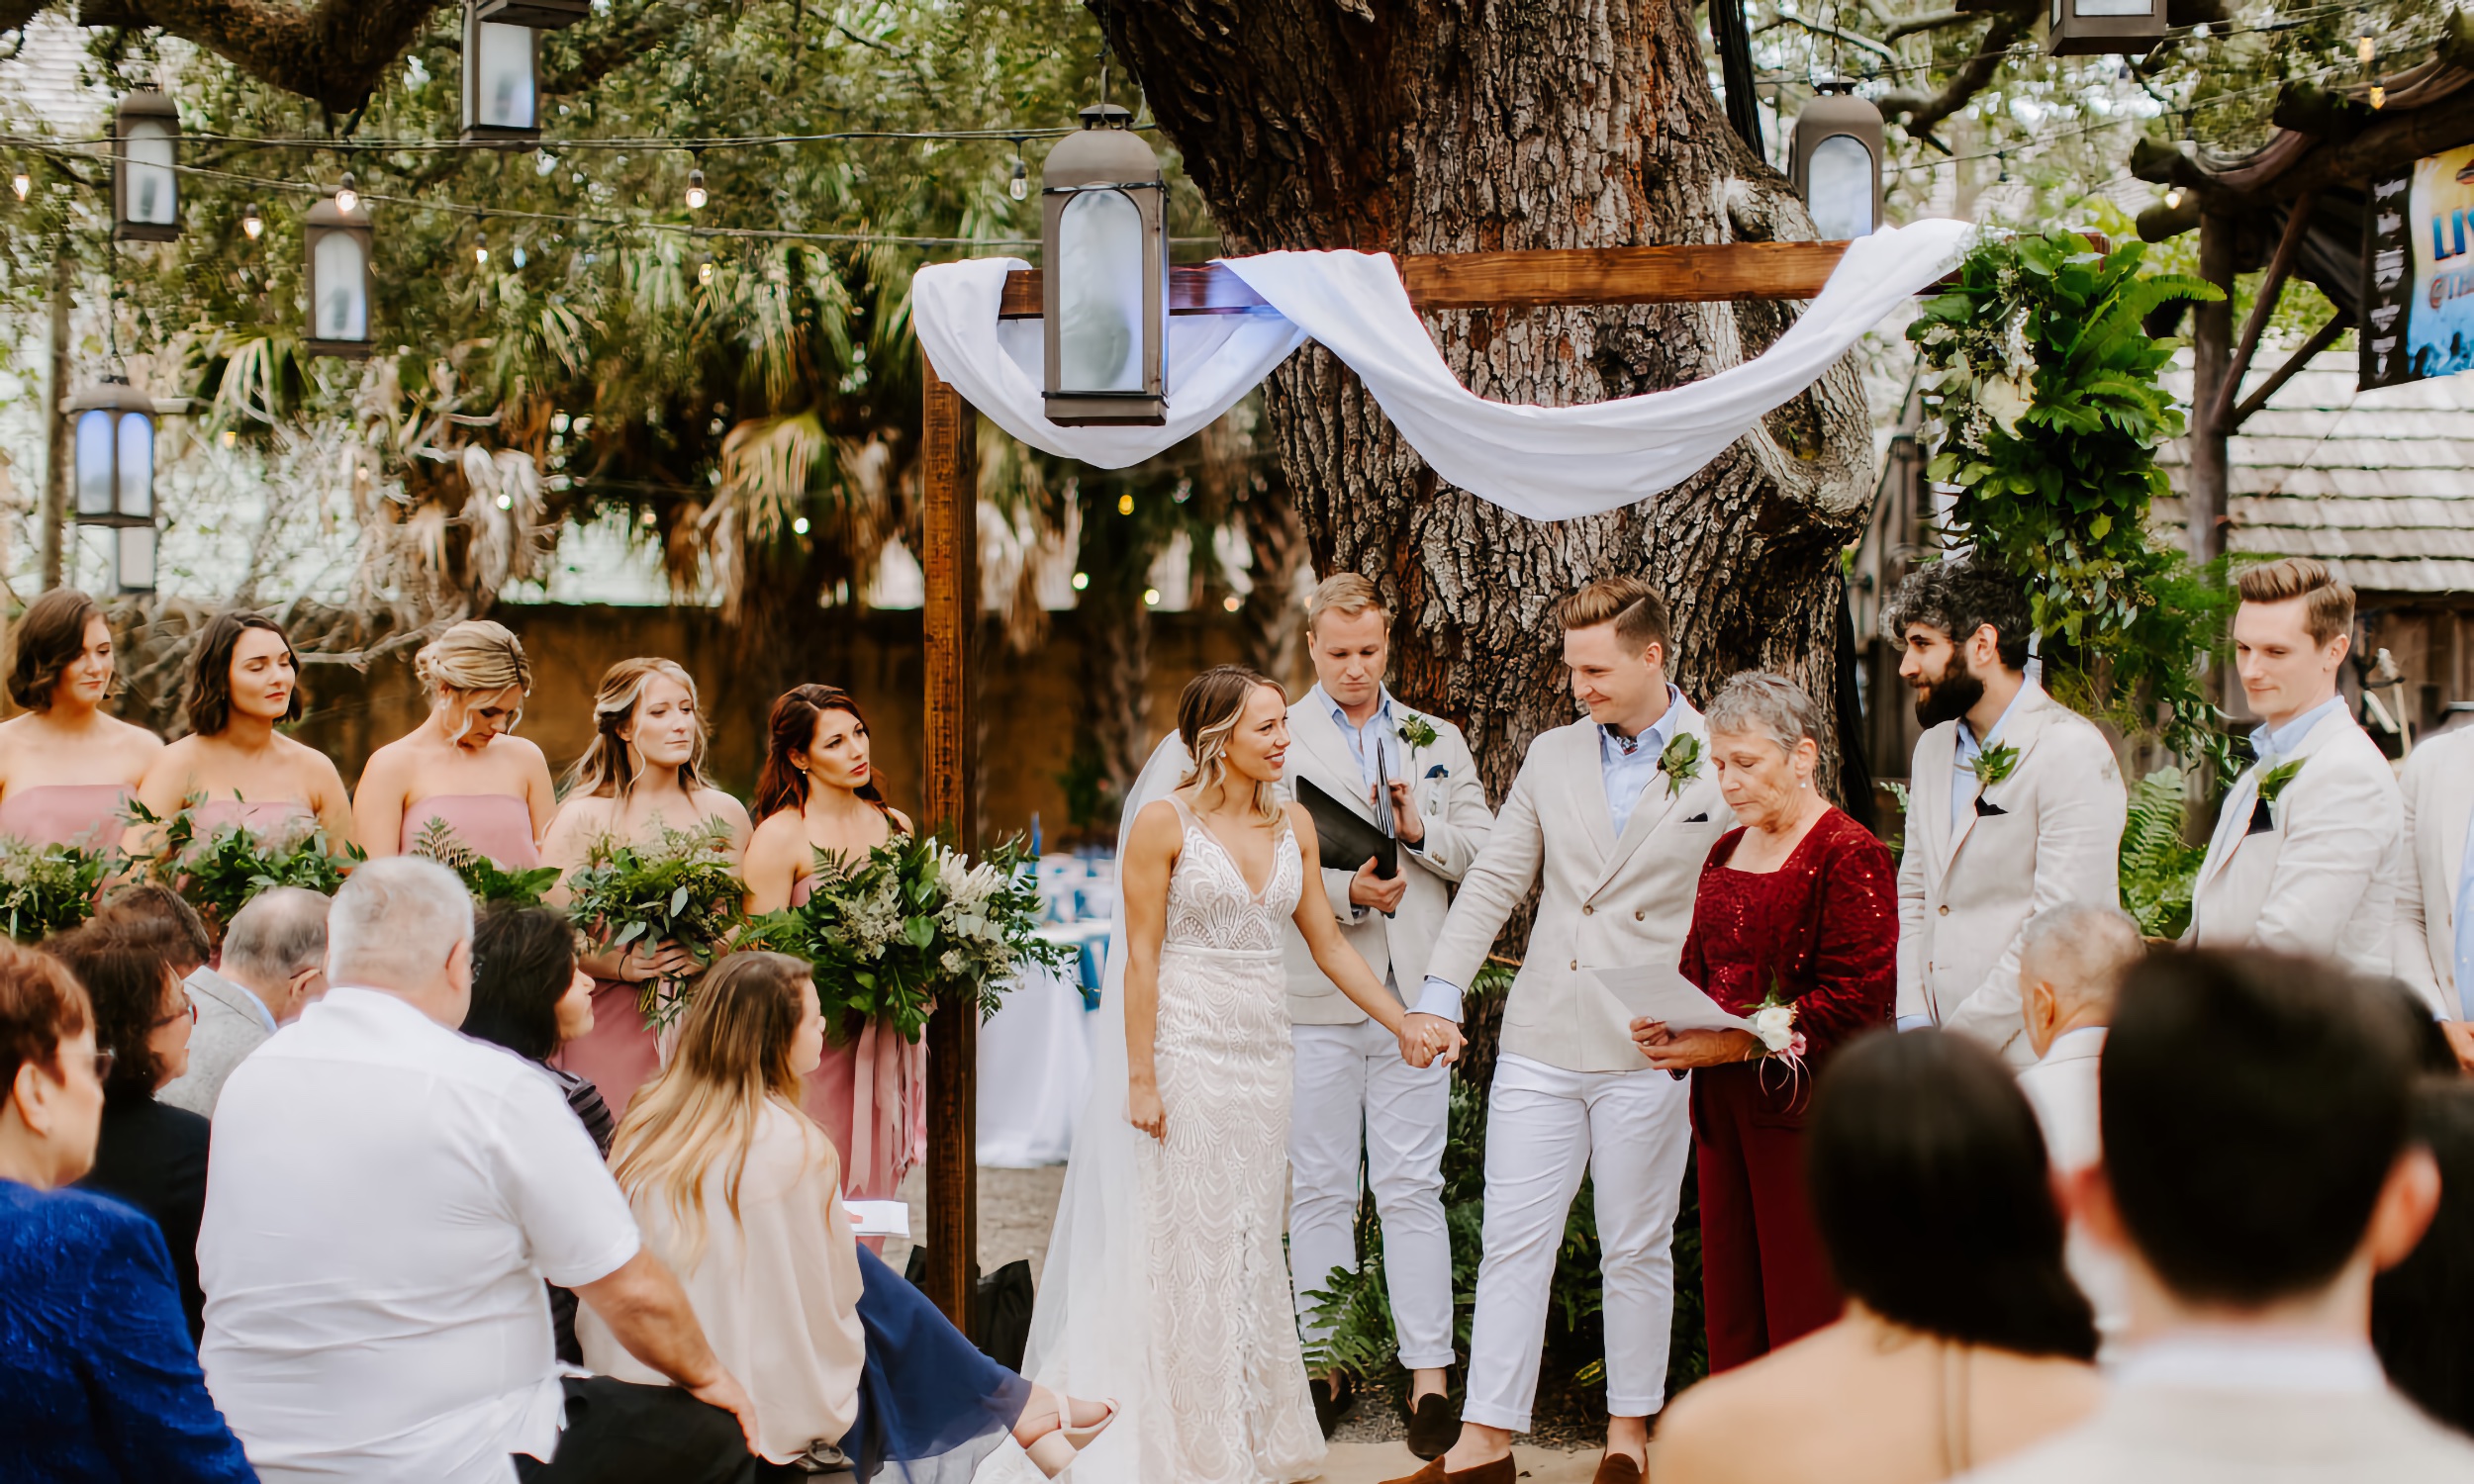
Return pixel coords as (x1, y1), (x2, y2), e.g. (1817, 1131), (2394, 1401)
(1286, 1017), (1456, 1370)
(1463, 1054), (1693, 1431)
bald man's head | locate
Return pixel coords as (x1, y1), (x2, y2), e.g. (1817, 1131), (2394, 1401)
(2020, 902), (2144, 1058)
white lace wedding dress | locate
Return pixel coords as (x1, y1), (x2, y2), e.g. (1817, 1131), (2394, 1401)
(987, 747), (1326, 1484)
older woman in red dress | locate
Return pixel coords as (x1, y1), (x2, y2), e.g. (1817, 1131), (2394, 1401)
(1633, 672), (1897, 1372)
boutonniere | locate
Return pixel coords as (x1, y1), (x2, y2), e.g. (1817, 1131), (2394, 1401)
(1657, 732), (1705, 798)
(1395, 713), (1438, 751)
(2254, 757), (2307, 806)
(1965, 741), (2020, 789)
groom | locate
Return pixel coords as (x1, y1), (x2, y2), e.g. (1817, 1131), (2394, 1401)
(1282, 575), (1496, 1454)
(1387, 577), (1732, 1484)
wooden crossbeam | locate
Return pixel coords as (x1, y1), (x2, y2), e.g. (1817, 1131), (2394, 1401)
(994, 240), (1859, 319)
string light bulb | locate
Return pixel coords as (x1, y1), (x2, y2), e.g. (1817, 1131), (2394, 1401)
(697, 254), (715, 285)
(2164, 185), (2184, 209)
(1116, 492), (1134, 515)
(220, 428), (238, 447)
(10, 166), (28, 201)
(685, 166), (708, 212)
(2370, 85), (2386, 109)
(792, 515), (810, 535)
(1009, 155), (1028, 202)
(2357, 31), (2375, 66)
(334, 172), (359, 214)
(474, 226), (490, 265)
(241, 202), (263, 238)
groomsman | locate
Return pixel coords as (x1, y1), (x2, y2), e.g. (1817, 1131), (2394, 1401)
(2393, 722), (2474, 1039)
(2187, 558), (2403, 976)
(1882, 559), (2125, 1065)
(1390, 577), (1732, 1484)
(1281, 574), (1495, 1453)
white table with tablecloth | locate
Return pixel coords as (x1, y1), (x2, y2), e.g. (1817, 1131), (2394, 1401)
(976, 918), (1109, 1167)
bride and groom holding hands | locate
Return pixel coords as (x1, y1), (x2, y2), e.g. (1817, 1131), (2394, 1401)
(1006, 573), (1727, 1484)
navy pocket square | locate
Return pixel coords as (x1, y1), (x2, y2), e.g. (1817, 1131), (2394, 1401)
(1425, 765), (1449, 780)
(1684, 811), (1710, 823)
(2245, 795), (2275, 836)
(1973, 795), (2007, 817)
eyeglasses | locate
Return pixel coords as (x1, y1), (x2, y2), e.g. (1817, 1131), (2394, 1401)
(86, 1047), (117, 1081)
(148, 999), (199, 1031)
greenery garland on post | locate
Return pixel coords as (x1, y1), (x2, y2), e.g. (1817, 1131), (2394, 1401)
(1906, 231), (2229, 768)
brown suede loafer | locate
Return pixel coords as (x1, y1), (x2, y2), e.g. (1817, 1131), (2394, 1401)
(1379, 1455), (1517, 1484)
(1591, 1449), (1646, 1484)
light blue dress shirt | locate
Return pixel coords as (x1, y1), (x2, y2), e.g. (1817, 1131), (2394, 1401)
(2252, 693), (2346, 766)
(190, 966), (276, 1036)
(1950, 683), (2027, 841)
(1599, 685), (1686, 839)
(1315, 684), (1399, 795)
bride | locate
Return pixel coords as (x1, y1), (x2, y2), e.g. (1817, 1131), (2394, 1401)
(1006, 665), (1462, 1484)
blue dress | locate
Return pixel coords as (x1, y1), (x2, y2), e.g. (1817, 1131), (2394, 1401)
(0, 1178), (256, 1482)
(842, 1245), (1032, 1484)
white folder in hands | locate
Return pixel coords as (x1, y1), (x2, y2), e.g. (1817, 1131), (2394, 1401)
(1591, 965), (1756, 1034)
(844, 1200), (912, 1240)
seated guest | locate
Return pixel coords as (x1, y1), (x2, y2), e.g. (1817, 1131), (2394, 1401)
(1966, 949), (2474, 1484)
(103, 882), (212, 979)
(52, 910), (213, 1342)
(2374, 1079), (2474, 1437)
(0, 938), (254, 1481)
(2013, 901), (2144, 1355)
(582, 951), (1114, 1481)
(461, 903), (610, 1362)
(197, 858), (759, 1484)
(159, 888), (330, 1118)
(1653, 1030), (2100, 1484)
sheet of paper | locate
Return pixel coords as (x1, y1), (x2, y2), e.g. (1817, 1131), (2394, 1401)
(1592, 965), (1755, 1033)
(845, 1200), (912, 1240)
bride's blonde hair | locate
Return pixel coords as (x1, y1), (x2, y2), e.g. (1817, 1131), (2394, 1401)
(1176, 665), (1285, 825)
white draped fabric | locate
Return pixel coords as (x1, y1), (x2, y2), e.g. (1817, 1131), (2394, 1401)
(909, 218), (1974, 522)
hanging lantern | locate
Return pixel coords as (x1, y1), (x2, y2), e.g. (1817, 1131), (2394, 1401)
(112, 90), (180, 243)
(1039, 102), (1168, 427)
(462, 0), (542, 146)
(68, 377), (156, 594)
(1789, 81), (1884, 241)
(303, 183), (375, 358)
(2047, 0), (2165, 55)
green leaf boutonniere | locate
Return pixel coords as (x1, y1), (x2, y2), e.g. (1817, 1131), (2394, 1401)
(1395, 713), (1439, 751)
(1965, 741), (2021, 789)
(2254, 757), (2307, 806)
(1658, 732), (1705, 798)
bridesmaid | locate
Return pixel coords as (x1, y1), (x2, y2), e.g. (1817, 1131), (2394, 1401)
(128, 612), (351, 856)
(543, 657), (751, 1117)
(744, 685), (920, 1209)
(351, 620), (555, 868)
(0, 589), (161, 848)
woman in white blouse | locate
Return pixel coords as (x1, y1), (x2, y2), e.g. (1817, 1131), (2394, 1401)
(581, 952), (1113, 1479)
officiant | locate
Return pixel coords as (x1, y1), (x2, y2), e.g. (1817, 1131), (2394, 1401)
(1282, 575), (1496, 1455)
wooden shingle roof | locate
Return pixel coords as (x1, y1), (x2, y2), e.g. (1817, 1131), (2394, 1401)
(2156, 353), (2474, 596)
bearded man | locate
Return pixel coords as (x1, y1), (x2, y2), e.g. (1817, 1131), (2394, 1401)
(1884, 559), (2126, 1065)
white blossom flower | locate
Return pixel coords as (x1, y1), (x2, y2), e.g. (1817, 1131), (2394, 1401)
(1751, 1003), (1799, 1054)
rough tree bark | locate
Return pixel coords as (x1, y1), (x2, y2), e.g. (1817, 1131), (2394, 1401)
(1098, 0), (1879, 816)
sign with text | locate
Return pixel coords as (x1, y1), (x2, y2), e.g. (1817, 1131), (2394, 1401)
(2363, 145), (2474, 390)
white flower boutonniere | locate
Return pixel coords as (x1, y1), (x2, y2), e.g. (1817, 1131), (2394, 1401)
(1395, 713), (1439, 751)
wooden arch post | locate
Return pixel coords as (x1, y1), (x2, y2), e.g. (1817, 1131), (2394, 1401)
(913, 238), (1860, 1328)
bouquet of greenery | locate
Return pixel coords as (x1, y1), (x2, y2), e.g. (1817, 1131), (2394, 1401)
(0, 835), (120, 943)
(408, 817), (562, 907)
(561, 818), (745, 1029)
(126, 796), (360, 940)
(744, 834), (1071, 1043)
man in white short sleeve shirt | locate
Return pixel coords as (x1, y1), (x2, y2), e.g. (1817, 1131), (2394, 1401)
(199, 858), (759, 1484)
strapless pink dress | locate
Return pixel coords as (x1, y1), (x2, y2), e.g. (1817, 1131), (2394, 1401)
(401, 793), (539, 868)
(0, 785), (130, 849)
(555, 977), (665, 1121)
(792, 872), (927, 1215)
(190, 797), (316, 838)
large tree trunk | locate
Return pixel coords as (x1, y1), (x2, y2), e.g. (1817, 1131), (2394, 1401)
(1098, 0), (1878, 814)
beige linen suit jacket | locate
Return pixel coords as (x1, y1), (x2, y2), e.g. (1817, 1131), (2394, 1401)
(2185, 707), (2404, 983)
(158, 967), (273, 1117)
(1282, 693), (1495, 1024)
(1425, 703), (1735, 1072)
(2393, 726), (2474, 1020)
(1897, 680), (2126, 1066)
(1959, 1383), (2474, 1484)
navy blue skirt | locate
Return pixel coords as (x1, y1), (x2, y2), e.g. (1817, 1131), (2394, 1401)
(840, 1245), (1033, 1483)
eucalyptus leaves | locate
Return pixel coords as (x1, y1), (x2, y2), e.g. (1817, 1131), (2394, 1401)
(1908, 232), (2227, 766)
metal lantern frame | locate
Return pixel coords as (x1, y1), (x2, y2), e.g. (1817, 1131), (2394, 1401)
(2047, 0), (2166, 56)
(112, 90), (180, 243)
(67, 376), (158, 594)
(1039, 102), (1169, 427)
(471, 0), (590, 26)
(1788, 80), (1885, 241)
(462, 0), (545, 147)
(303, 189), (376, 359)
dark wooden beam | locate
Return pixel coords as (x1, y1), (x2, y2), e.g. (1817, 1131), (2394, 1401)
(918, 352), (980, 1333)
(2209, 191), (2315, 433)
(994, 241), (1858, 320)
(2228, 309), (2353, 433)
